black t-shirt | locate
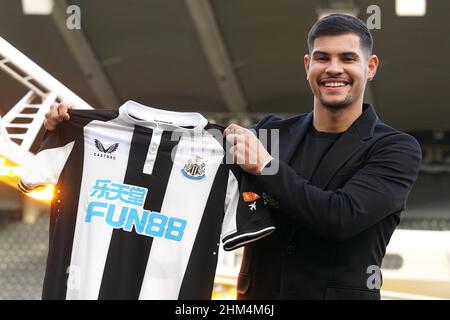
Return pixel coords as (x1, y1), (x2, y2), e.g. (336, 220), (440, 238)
(291, 124), (344, 179)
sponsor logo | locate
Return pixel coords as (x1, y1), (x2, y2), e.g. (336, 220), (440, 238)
(242, 192), (261, 202)
(242, 192), (262, 212)
(94, 139), (119, 160)
(87, 179), (187, 241)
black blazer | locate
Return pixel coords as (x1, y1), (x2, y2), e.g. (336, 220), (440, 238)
(237, 104), (422, 300)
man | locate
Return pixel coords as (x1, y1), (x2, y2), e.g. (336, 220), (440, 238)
(45, 14), (421, 299)
(222, 14), (421, 299)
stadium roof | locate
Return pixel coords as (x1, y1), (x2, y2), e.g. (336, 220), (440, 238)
(1, 0), (449, 131)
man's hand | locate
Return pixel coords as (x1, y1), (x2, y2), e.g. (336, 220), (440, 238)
(224, 123), (273, 176)
(44, 103), (72, 131)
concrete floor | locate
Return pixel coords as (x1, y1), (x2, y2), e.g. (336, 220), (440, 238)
(0, 215), (48, 300)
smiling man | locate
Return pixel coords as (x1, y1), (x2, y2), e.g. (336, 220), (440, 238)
(224, 14), (422, 299)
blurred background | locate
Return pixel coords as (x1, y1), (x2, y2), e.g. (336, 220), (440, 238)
(0, 0), (449, 300)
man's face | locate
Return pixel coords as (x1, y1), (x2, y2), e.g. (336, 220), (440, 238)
(304, 33), (378, 110)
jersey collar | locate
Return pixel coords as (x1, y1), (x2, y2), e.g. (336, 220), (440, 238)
(117, 100), (208, 132)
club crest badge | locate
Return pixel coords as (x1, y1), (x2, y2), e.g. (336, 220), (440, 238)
(182, 156), (206, 180)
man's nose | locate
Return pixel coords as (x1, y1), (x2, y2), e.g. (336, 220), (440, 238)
(325, 58), (344, 74)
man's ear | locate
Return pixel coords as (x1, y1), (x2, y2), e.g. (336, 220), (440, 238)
(304, 54), (311, 80)
(367, 54), (379, 80)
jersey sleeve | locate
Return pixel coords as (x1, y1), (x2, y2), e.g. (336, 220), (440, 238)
(18, 126), (75, 193)
(220, 165), (276, 251)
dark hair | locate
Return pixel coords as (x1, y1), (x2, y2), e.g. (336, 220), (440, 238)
(307, 13), (373, 55)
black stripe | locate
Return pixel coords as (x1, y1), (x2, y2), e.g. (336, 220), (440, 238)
(177, 165), (228, 299)
(18, 179), (31, 193)
(99, 128), (179, 299)
(42, 110), (119, 300)
(41, 131), (84, 299)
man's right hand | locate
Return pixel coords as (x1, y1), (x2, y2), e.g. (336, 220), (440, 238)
(44, 103), (72, 131)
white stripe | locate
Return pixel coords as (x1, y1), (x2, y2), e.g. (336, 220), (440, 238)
(20, 141), (74, 190)
(138, 133), (223, 300)
(220, 170), (239, 240)
(18, 179), (32, 193)
(222, 226), (276, 251)
(66, 119), (134, 300)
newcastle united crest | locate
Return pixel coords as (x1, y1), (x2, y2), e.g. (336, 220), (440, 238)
(182, 156), (206, 180)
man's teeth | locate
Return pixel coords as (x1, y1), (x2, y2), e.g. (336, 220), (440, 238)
(323, 82), (348, 87)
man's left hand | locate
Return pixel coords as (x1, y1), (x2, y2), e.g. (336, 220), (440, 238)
(224, 123), (273, 176)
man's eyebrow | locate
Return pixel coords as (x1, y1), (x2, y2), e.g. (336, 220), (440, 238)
(339, 52), (360, 58)
(312, 51), (360, 58)
(312, 51), (329, 56)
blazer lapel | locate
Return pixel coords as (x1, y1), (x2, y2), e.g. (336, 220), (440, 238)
(277, 112), (312, 242)
(279, 112), (313, 163)
(311, 104), (378, 189)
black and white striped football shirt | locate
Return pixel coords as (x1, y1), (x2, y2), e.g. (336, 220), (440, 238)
(19, 101), (274, 300)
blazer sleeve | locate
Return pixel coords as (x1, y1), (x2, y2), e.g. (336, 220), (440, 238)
(253, 133), (422, 241)
(250, 114), (280, 131)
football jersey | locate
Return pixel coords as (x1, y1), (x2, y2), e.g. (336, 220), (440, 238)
(19, 100), (274, 300)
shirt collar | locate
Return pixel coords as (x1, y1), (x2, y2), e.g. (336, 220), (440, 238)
(117, 100), (208, 133)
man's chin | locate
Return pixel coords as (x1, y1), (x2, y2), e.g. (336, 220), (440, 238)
(320, 98), (352, 110)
